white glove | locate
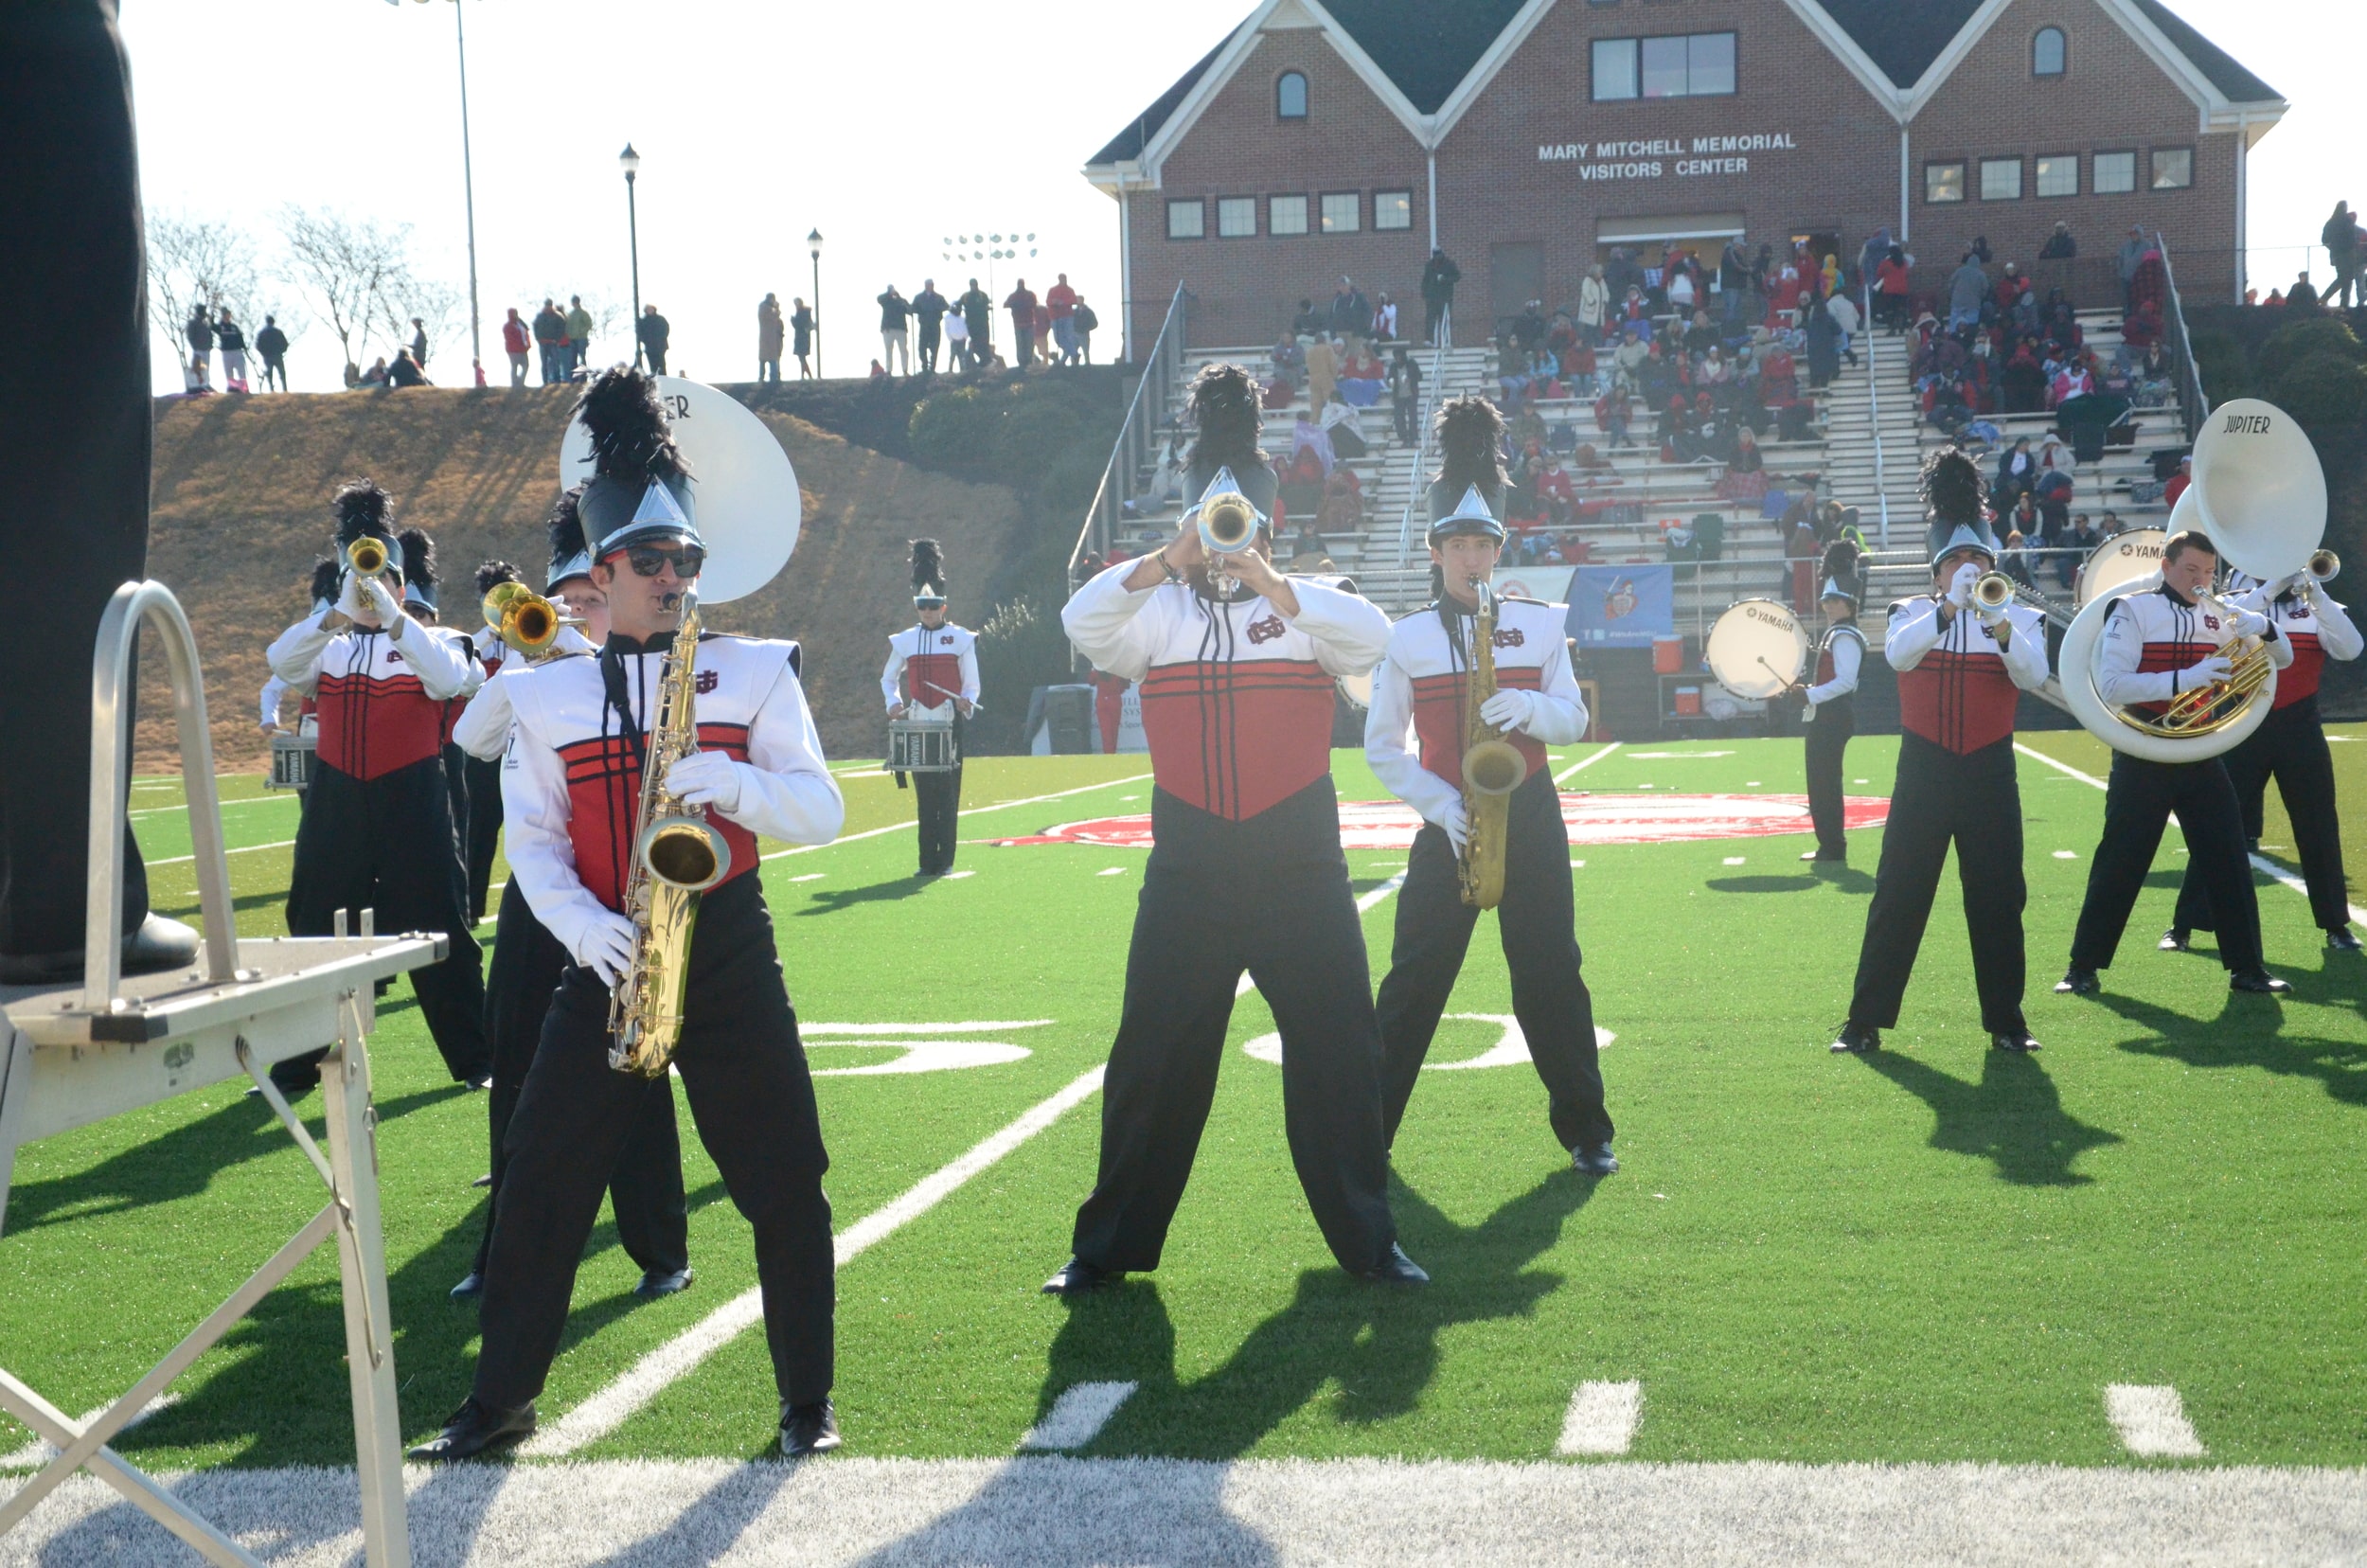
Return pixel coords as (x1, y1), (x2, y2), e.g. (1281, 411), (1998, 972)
(666, 750), (744, 814)
(2180, 654), (2235, 688)
(1478, 688), (1537, 734)
(335, 570), (371, 621)
(1945, 562), (1979, 609)
(2226, 607), (2270, 640)
(357, 574), (400, 629)
(572, 910), (638, 987)
(1974, 593), (2009, 629)
(1436, 797), (1470, 857)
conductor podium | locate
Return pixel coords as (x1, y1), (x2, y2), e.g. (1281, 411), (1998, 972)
(0, 583), (432, 1567)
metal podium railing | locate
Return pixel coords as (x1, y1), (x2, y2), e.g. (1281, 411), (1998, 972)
(0, 581), (438, 1567)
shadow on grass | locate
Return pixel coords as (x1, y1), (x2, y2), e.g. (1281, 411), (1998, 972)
(1708, 865), (1876, 896)
(1860, 1048), (2121, 1185)
(792, 876), (934, 918)
(2095, 984), (2367, 1107)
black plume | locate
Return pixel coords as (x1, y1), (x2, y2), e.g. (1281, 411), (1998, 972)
(397, 526), (436, 588)
(475, 560), (523, 596)
(1434, 395), (1507, 495)
(574, 367), (689, 484)
(331, 479), (394, 544)
(545, 485), (587, 562)
(1920, 448), (1985, 525)
(1186, 363), (1265, 472)
(1822, 538), (1862, 597)
(308, 558), (341, 605)
(910, 538), (946, 594)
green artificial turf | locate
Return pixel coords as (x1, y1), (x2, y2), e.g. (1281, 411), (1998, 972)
(7, 734), (2364, 1471)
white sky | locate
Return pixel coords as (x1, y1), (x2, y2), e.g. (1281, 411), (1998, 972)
(122, 0), (2357, 394)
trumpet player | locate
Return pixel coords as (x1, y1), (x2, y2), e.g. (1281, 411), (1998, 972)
(2059, 529), (2293, 997)
(265, 484), (490, 1094)
(1836, 452), (2050, 1056)
(1045, 363), (1425, 1296)
(2166, 560), (2362, 953)
(413, 370), (846, 1461)
(881, 538), (979, 876)
(1364, 395), (1613, 1174)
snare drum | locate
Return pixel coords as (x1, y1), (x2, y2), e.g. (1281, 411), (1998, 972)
(887, 719), (959, 774)
(267, 731), (317, 791)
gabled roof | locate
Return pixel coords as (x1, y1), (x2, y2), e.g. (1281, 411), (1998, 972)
(1089, 28), (1237, 166)
(2125, 0), (2278, 103)
(1320, 0), (1532, 115)
(1807, 0), (1987, 92)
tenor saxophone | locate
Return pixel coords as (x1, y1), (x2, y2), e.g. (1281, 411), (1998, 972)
(608, 589), (733, 1078)
(1457, 583), (1526, 910)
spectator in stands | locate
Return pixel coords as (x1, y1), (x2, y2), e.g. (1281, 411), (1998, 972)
(1875, 244), (1913, 332)
(1997, 437), (2037, 506)
(1374, 292), (1399, 342)
(1594, 389), (1632, 449)
(2163, 454), (2192, 509)
(2101, 508), (2126, 536)
(1995, 261), (2031, 318)
(2002, 529), (2037, 589)
(1578, 263), (1610, 335)
(1306, 332), (1338, 409)
(1667, 262), (1697, 315)
(1330, 277), (1374, 339)
(2049, 354), (2096, 409)
(1278, 444), (1326, 522)
(1291, 409), (1334, 476)
(1338, 342), (1385, 404)
(1504, 455), (1547, 529)
(1717, 426), (1767, 503)
(1603, 247), (1646, 311)
(1535, 454), (1577, 527)
(1496, 335), (1531, 409)
(2118, 225), (2150, 315)
(1322, 395), (1367, 461)
(1720, 235), (1754, 325)
(1826, 290), (1860, 368)
(2005, 492), (2040, 550)
(1420, 249), (1461, 346)
(1315, 465), (1364, 539)
(1805, 296), (1842, 389)
(2287, 270), (2323, 312)
(1004, 278), (1039, 367)
(1948, 253), (1987, 332)
(2059, 513), (2100, 588)
(1389, 347), (1422, 446)
(1272, 331), (1305, 389)
(533, 298), (567, 384)
(2039, 222), (2076, 260)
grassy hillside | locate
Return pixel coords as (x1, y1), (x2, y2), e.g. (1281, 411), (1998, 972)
(139, 386), (1025, 772)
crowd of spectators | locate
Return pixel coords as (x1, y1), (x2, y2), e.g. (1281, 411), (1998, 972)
(861, 273), (1098, 380)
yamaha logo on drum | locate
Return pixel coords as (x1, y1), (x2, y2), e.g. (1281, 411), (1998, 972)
(1745, 604), (1789, 626)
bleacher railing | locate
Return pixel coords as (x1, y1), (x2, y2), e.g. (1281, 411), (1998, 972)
(2154, 232), (2214, 437)
(1069, 282), (1189, 594)
(1396, 303), (1450, 572)
(1861, 280), (1891, 545)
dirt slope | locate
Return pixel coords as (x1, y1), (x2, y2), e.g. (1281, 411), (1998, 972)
(139, 386), (1023, 772)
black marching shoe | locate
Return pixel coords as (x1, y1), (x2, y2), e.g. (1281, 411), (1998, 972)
(2328, 927), (2363, 953)
(1800, 850), (1844, 864)
(449, 1271), (484, 1301)
(779, 1398), (843, 1456)
(1358, 1243), (1430, 1285)
(634, 1267), (694, 1299)
(2230, 966), (2292, 995)
(1572, 1142), (1620, 1175)
(0, 913), (201, 986)
(2055, 968), (2101, 996)
(1831, 1021), (1881, 1055)
(406, 1396), (536, 1461)
(1041, 1256), (1124, 1295)
(1990, 1029), (2042, 1053)
(2158, 928), (2191, 953)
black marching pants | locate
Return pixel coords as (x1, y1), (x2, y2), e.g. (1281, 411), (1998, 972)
(2173, 697), (2349, 934)
(2073, 750), (2261, 972)
(473, 880), (687, 1279)
(1071, 786), (1397, 1275)
(282, 757), (488, 1085)
(1804, 699), (1855, 860)
(476, 875), (833, 1410)
(464, 754), (506, 923)
(0, 0), (152, 962)
(914, 761), (963, 875)
(1850, 733), (2029, 1034)
(1375, 770), (1613, 1152)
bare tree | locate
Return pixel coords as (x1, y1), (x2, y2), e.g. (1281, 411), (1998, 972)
(147, 214), (260, 372)
(276, 205), (447, 384)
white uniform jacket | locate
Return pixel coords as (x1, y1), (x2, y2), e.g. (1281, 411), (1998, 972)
(451, 628), (601, 761)
(265, 609), (475, 780)
(881, 623), (980, 720)
(2097, 581), (2290, 713)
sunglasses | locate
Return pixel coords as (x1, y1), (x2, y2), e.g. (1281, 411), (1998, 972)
(622, 544), (705, 579)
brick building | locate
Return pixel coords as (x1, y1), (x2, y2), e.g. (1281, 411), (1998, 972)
(1085, 0), (2283, 355)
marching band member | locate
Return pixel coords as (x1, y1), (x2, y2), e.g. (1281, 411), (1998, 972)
(397, 527), (483, 871)
(463, 559), (524, 923)
(446, 490), (690, 1306)
(1044, 364), (1424, 1295)
(412, 370), (845, 1460)
(1835, 452), (2049, 1055)
(261, 560), (341, 737)
(2059, 529), (2292, 996)
(2166, 565), (2362, 953)
(1795, 541), (1866, 865)
(1363, 395), (1614, 1173)
(265, 485), (489, 1093)
(881, 539), (979, 876)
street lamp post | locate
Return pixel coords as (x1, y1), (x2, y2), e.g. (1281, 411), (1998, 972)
(621, 145), (643, 370)
(454, 0), (482, 380)
(808, 229), (825, 380)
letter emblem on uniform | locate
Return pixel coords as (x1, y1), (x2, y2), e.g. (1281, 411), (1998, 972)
(1246, 615), (1287, 644)
(697, 669), (720, 694)
(2203, 615), (2219, 633)
(940, 634), (954, 646)
(1493, 628), (1525, 648)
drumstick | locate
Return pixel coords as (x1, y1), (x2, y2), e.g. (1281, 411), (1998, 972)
(1756, 654), (1799, 693)
(917, 679), (981, 712)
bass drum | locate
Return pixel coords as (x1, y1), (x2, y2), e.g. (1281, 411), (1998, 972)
(2075, 526), (2167, 608)
(1336, 667), (1375, 709)
(1703, 598), (1808, 701)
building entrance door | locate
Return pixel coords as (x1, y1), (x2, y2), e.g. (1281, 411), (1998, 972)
(1488, 241), (1544, 340)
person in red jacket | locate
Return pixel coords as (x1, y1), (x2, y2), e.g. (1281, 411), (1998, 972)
(501, 308), (530, 387)
(1045, 273), (1079, 365)
(1005, 279), (1040, 368)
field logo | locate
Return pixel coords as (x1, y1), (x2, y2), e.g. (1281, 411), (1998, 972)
(802, 1019), (1047, 1076)
(1242, 1014), (1613, 1066)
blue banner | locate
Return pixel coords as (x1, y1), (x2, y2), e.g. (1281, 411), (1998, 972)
(1566, 565), (1675, 647)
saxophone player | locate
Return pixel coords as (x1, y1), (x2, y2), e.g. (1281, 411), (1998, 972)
(412, 370), (847, 1461)
(1363, 395), (1613, 1174)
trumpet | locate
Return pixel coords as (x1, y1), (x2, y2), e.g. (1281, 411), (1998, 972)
(1973, 570), (2075, 627)
(1197, 492), (1260, 556)
(347, 535), (396, 581)
(2310, 548), (2340, 584)
(480, 581), (576, 655)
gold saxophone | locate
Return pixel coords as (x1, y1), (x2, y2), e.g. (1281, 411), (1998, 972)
(608, 589), (734, 1078)
(1457, 583), (1525, 910)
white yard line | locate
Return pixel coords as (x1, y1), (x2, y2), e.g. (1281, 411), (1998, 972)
(1554, 741), (1623, 783)
(1556, 1380), (1643, 1455)
(147, 839), (296, 867)
(1237, 870), (1409, 999)
(129, 796), (296, 820)
(1017, 1381), (1137, 1452)
(2015, 741), (2367, 927)
(758, 775), (1152, 862)
(2104, 1384), (2207, 1458)
(522, 1065), (1109, 1458)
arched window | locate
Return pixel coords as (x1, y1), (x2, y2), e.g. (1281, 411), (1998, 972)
(2033, 27), (2067, 77)
(1277, 71), (1308, 119)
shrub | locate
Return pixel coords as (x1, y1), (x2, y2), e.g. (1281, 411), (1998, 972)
(2254, 315), (2364, 391)
(968, 595), (1076, 754)
(2265, 351), (2367, 441)
(2188, 330), (2250, 406)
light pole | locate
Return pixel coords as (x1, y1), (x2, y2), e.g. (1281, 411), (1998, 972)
(808, 228), (825, 380)
(454, 0), (482, 380)
(621, 144), (643, 370)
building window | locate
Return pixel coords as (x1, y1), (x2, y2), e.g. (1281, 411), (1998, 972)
(1981, 157), (2023, 201)
(2033, 27), (2067, 77)
(1320, 192), (1361, 234)
(2094, 151), (2137, 193)
(1593, 31), (1735, 100)
(2152, 147), (2194, 189)
(2035, 155), (2079, 198)
(1217, 197), (1257, 239)
(1276, 71), (1308, 120)
(1926, 162), (1967, 204)
(1375, 190), (1413, 231)
(1166, 200), (1204, 241)
(1269, 194), (1309, 237)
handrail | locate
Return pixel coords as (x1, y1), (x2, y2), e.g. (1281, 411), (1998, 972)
(2153, 231), (2213, 436)
(1396, 302), (1451, 572)
(85, 580), (238, 1010)
(1068, 282), (1190, 596)
(1861, 281), (1891, 545)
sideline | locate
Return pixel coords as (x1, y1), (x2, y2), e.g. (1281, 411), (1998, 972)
(2014, 740), (2367, 927)
(758, 775), (1152, 863)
